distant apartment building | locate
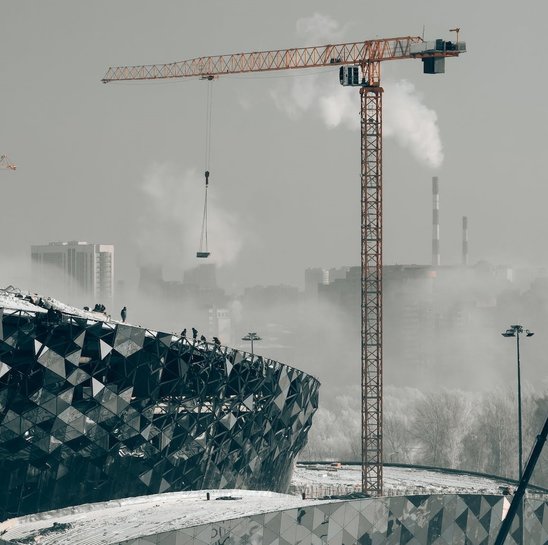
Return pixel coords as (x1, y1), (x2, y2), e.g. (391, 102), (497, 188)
(317, 266), (360, 315)
(31, 241), (114, 302)
(304, 268), (324, 297)
(208, 307), (232, 345)
(138, 263), (228, 308)
(136, 263), (230, 336)
(304, 266), (350, 296)
(316, 263), (518, 377)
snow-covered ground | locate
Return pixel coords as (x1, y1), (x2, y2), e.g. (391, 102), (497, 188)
(0, 490), (336, 545)
(1, 469), (546, 545)
(291, 463), (545, 497)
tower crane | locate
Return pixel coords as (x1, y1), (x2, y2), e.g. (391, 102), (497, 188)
(0, 155), (16, 171)
(103, 34), (466, 496)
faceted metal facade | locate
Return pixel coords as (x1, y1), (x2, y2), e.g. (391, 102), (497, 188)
(114, 495), (548, 545)
(0, 308), (319, 520)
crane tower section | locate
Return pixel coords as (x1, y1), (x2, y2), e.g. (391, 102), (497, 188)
(360, 81), (384, 495)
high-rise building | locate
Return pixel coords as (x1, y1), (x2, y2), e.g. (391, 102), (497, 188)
(305, 266), (350, 297)
(31, 241), (114, 302)
(317, 266), (360, 318)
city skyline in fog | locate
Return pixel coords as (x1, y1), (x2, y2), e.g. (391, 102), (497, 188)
(19, 234), (548, 296)
(18, 237), (548, 397)
(1, 1), (548, 294)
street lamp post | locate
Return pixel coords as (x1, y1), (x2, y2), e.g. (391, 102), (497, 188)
(241, 332), (262, 358)
(501, 324), (534, 545)
(501, 324), (534, 480)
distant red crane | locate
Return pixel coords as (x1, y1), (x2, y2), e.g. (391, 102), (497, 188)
(103, 33), (466, 496)
(0, 155), (16, 171)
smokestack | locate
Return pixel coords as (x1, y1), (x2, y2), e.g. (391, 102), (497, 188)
(432, 176), (440, 267)
(462, 216), (469, 266)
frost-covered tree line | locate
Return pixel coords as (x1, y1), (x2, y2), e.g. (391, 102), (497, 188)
(300, 385), (548, 488)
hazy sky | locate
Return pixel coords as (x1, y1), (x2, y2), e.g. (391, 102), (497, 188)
(2, 1), (547, 292)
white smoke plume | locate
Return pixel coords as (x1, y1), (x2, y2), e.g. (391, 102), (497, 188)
(383, 80), (443, 168)
(270, 14), (444, 168)
(136, 164), (243, 274)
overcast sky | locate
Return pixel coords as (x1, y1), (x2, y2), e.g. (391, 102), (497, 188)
(1, 1), (547, 292)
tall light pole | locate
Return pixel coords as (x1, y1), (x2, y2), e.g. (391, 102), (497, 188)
(501, 324), (534, 480)
(501, 324), (533, 545)
(241, 332), (262, 358)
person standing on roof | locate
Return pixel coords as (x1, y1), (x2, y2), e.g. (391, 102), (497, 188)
(120, 306), (127, 323)
(181, 328), (187, 338)
(192, 327), (198, 340)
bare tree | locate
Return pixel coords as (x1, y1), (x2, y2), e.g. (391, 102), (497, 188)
(461, 390), (517, 478)
(410, 390), (471, 468)
(300, 407), (353, 461)
(385, 413), (413, 463)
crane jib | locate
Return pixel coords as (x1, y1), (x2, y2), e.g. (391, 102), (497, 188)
(102, 36), (465, 82)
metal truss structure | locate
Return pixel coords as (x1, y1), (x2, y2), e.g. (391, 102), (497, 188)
(0, 307), (319, 520)
(103, 35), (465, 497)
(103, 37), (424, 82)
(361, 84), (383, 495)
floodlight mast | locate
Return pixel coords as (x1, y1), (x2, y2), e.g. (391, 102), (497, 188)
(241, 332), (262, 358)
(103, 34), (466, 497)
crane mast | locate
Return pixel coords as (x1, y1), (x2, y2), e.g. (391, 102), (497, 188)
(103, 34), (465, 496)
(361, 81), (383, 493)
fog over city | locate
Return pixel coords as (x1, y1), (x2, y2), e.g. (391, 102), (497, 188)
(1, 2), (547, 487)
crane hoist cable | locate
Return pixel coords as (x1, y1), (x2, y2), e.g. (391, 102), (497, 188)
(197, 77), (214, 259)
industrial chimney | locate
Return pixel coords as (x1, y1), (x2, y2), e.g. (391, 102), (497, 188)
(432, 176), (440, 267)
(462, 216), (469, 266)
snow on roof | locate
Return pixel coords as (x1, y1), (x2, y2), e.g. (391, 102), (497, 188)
(0, 287), (180, 341)
(0, 288), (47, 314)
(0, 287), (110, 322)
(0, 490), (336, 545)
(0, 287), (321, 380)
